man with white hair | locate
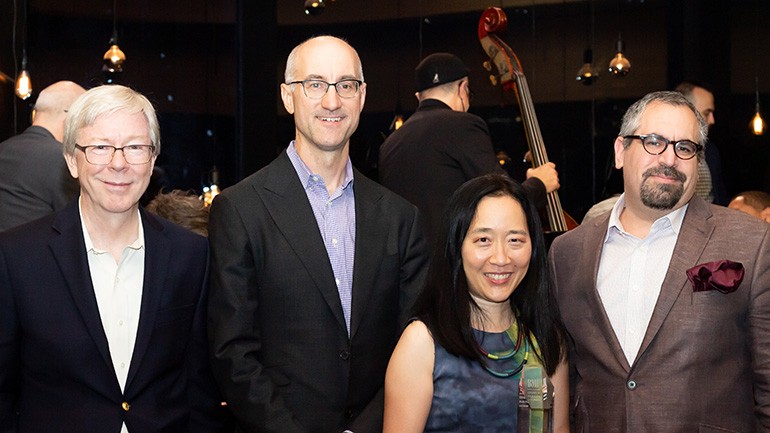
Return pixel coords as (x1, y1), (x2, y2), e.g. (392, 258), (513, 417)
(0, 85), (226, 432)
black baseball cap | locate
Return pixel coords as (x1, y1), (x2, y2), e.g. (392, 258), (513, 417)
(414, 53), (470, 92)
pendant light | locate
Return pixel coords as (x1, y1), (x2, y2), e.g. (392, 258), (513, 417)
(750, 79), (765, 136)
(576, 0), (597, 86)
(15, 0), (32, 100)
(576, 49), (598, 85)
(102, 0), (126, 83)
(608, 34), (631, 77)
(749, 0), (765, 135)
(304, 0), (334, 16)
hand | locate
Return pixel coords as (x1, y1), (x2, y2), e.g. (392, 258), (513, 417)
(526, 162), (560, 193)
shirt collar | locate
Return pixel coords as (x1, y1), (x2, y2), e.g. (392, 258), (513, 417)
(286, 141), (354, 191)
(79, 197), (145, 254)
(605, 193), (688, 241)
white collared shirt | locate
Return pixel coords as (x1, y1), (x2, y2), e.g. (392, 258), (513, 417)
(597, 194), (687, 365)
(79, 201), (144, 433)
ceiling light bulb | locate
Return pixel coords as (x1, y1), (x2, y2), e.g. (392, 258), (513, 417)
(15, 69), (32, 100)
(576, 49), (597, 85)
(304, 0), (325, 16)
(751, 110), (766, 136)
(608, 39), (631, 77)
(103, 44), (126, 72)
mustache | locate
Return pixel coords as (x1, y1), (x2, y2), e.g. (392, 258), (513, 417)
(642, 165), (686, 183)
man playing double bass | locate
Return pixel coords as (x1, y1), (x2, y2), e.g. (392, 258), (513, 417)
(379, 52), (560, 246)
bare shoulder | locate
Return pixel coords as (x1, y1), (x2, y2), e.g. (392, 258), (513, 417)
(398, 320), (434, 351)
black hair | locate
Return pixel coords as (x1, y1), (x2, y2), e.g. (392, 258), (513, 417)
(412, 173), (566, 375)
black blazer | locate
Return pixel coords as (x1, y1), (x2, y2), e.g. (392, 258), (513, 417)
(207, 151), (429, 433)
(0, 200), (225, 433)
(379, 99), (546, 246)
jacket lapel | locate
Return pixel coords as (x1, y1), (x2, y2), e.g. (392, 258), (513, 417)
(635, 197), (713, 362)
(262, 153), (347, 333)
(125, 210), (170, 389)
(49, 202), (114, 370)
(349, 172), (384, 339)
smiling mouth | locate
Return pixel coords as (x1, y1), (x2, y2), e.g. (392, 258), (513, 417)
(319, 116), (343, 122)
(485, 273), (512, 281)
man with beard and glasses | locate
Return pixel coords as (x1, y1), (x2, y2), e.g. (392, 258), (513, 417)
(548, 91), (770, 432)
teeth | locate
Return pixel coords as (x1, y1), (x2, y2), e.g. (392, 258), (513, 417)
(486, 273), (511, 281)
(320, 117), (342, 122)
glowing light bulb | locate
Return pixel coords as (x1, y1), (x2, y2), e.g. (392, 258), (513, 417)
(576, 49), (598, 85)
(15, 69), (32, 100)
(103, 44), (126, 72)
(608, 39), (631, 77)
(750, 110), (766, 136)
(304, 0), (325, 15)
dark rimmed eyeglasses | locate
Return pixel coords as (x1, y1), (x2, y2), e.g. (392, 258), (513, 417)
(623, 134), (703, 160)
(75, 144), (156, 165)
(288, 79), (363, 99)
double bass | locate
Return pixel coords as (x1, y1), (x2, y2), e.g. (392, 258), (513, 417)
(478, 7), (577, 234)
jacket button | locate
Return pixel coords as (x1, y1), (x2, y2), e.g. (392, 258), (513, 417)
(122, 401), (130, 411)
(339, 350), (350, 360)
(627, 380), (637, 390)
(344, 408), (353, 418)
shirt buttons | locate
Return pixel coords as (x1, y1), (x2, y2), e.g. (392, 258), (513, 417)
(627, 380), (637, 390)
(120, 362), (126, 369)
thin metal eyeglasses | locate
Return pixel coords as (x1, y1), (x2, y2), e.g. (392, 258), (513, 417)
(287, 79), (363, 99)
(623, 134), (703, 160)
(75, 144), (156, 165)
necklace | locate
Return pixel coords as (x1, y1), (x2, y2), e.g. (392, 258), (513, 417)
(477, 322), (529, 378)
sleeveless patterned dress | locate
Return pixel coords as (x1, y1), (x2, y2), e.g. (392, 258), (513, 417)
(424, 325), (541, 432)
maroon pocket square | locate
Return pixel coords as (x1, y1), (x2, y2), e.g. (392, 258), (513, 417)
(686, 260), (745, 294)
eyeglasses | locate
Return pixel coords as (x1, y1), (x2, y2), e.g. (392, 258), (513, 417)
(75, 144), (156, 165)
(288, 79), (363, 99)
(623, 134), (703, 160)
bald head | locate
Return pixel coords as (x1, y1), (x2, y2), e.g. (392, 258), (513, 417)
(729, 191), (770, 223)
(32, 81), (86, 142)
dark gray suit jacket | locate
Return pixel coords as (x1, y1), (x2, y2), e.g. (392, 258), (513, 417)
(0, 201), (225, 432)
(207, 150), (429, 433)
(549, 196), (770, 433)
(0, 126), (78, 232)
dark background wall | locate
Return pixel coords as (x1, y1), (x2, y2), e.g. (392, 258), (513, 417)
(0, 0), (768, 220)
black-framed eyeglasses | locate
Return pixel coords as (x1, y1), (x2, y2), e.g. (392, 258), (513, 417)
(287, 79), (363, 99)
(75, 144), (156, 165)
(623, 134), (703, 160)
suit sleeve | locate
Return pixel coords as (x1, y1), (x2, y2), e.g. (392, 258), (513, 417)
(396, 206), (430, 329)
(207, 194), (306, 433)
(749, 226), (770, 429)
(186, 243), (229, 433)
(0, 243), (19, 433)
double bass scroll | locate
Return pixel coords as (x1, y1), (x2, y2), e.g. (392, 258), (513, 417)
(478, 7), (577, 234)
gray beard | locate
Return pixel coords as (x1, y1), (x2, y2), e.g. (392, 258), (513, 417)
(639, 165), (687, 210)
(640, 181), (683, 209)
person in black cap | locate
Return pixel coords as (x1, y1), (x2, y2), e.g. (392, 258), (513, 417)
(379, 52), (560, 247)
